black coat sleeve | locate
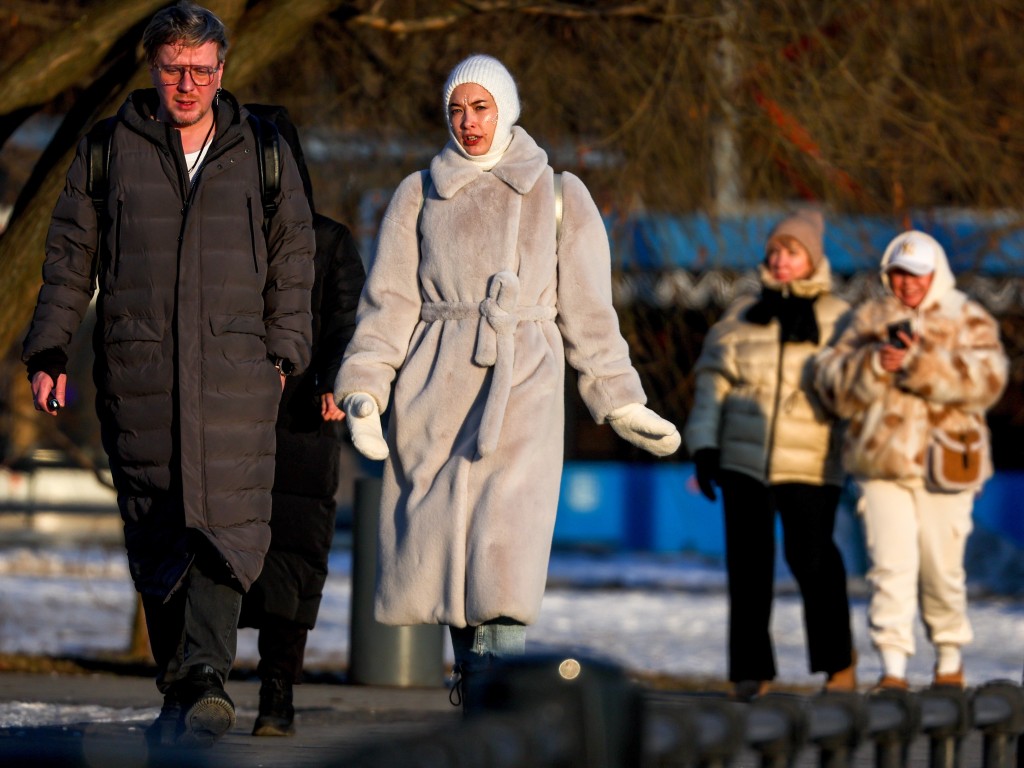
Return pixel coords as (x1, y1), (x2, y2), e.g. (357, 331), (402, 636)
(310, 213), (365, 395)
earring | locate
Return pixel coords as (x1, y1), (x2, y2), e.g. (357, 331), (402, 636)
(214, 88), (221, 107)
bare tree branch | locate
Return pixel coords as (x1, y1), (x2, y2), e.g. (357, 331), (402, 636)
(0, 0), (166, 115)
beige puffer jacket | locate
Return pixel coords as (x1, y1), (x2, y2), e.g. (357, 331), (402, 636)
(813, 237), (1008, 487)
(684, 258), (849, 486)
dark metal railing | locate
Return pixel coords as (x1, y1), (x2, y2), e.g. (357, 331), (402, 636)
(347, 655), (1024, 768)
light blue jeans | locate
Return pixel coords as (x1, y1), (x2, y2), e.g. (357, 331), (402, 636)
(449, 618), (526, 675)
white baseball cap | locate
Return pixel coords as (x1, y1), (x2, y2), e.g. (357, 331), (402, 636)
(883, 231), (941, 275)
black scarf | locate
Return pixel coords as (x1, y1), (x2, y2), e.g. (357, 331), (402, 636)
(745, 288), (820, 344)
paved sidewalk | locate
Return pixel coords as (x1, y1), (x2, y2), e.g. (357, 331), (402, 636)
(0, 667), (1010, 768)
(0, 670), (457, 766)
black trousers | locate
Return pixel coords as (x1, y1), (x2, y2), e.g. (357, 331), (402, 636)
(256, 621), (309, 684)
(721, 470), (853, 682)
(141, 538), (243, 692)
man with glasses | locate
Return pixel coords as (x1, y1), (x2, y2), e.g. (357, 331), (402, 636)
(21, 1), (314, 748)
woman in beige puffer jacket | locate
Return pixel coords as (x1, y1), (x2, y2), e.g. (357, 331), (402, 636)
(684, 210), (855, 699)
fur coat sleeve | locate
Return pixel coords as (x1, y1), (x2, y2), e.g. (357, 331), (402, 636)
(556, 173), (645, 420)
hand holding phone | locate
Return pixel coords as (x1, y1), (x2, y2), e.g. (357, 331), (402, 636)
(887, 320), (913, 349)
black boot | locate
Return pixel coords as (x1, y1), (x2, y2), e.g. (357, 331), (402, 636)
(253, 678), (295, 737)
(448, 653), (495, 717)
(144, 689), (184, 748)
(177, 664), (236, 747)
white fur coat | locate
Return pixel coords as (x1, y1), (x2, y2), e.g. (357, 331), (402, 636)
(337, 128), (647, 627)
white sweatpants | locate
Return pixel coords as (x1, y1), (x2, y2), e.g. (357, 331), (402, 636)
(858, 479), (974, 656)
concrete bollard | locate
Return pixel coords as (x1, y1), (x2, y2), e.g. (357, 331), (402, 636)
(348, 477), (445, 687)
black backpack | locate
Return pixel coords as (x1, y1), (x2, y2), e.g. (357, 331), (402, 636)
(85, 109), (281, 239)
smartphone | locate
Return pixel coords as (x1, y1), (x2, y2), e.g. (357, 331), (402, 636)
(887, 320), (913, 349)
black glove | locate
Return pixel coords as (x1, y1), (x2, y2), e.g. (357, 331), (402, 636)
(693, 448), (721, 502)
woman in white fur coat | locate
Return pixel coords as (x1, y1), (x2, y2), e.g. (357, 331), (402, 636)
(335, 54), (679, 699)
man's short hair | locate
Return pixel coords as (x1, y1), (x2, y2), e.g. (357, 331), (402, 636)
(142, 1), (229, 64)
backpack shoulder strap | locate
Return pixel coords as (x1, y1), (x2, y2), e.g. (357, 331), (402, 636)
(84, 116), (117, 288)
(85, 116), (117, 219)
(246, 112), (281, 236)
(417, 169), (432, 235)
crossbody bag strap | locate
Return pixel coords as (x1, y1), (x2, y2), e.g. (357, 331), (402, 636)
(553, 171), (563, 247)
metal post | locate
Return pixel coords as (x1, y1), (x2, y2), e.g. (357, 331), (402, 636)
(920, 686), (971, 768)
(748, 693), (808, 768)
(809, 691), (866, 768)
(348, 476), (445, 686)
(867, 688), (920, 768)
(973, 681), (1024, 768)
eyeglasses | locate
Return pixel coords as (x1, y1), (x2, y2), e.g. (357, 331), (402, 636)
(152, 64), (220, 86)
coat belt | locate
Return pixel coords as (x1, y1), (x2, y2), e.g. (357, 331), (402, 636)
(420, 270), (556, 458)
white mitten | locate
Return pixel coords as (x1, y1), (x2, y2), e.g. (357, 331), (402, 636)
(606, 402), (681, 458)
(342, 392), (389, 461)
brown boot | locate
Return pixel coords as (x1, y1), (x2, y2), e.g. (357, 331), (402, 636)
(932, 667), (965, 689)
(824, 649), (858, 693)
(872, 674), (910, 692)
(824, 663), (858, 693)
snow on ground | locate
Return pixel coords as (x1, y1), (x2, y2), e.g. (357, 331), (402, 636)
(2, 544), (1024, 696)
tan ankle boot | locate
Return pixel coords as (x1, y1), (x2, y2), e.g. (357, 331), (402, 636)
(932, 666), (965, 689)
(872, 674), (910, 692)
(824, 663), (858, 692)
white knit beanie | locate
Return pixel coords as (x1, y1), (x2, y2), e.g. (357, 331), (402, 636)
(443, 54), (520, 164)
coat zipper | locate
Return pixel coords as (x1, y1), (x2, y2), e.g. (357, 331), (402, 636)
(763, 284), (790, 481)
(764, 337), (785, 481)
(247, 196), (259, 273)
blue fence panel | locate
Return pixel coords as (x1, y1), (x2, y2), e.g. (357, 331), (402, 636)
(555, 462), (1024, 590)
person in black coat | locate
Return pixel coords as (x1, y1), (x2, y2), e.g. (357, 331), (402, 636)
(23, 6), (314, 748)
(238, 105), (365, 736)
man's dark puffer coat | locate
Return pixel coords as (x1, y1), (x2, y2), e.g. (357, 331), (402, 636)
(21, 89), (315, 596)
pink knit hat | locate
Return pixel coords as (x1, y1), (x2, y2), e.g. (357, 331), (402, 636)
(766, 210), (825, 267)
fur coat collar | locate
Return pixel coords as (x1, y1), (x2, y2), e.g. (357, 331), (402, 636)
(429, 126), (549, 199)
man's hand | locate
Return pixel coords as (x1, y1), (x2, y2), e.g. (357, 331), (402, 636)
(31, 371), (66, 416)
(342, 392), (389, 460)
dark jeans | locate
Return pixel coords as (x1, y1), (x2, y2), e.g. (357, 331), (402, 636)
(142, 539), (243, 691)
(721, 470), (853, 682)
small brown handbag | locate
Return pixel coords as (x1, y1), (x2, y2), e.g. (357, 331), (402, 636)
(927, 428), (985, 491)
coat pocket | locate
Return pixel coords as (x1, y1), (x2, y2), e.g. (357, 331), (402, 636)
(209, 313), (268, 366)
(209, 313), (266, 338)
(102, 315), (164, 369)
(104, 315), (163, 343)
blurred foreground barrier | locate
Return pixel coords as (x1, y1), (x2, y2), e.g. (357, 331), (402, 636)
(348, 477), (445, 686)
(346, 656), (1024, 768)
